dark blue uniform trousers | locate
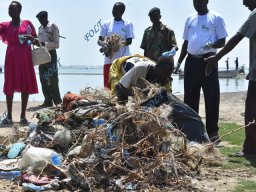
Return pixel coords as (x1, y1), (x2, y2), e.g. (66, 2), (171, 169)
(184, 54), (220, 138)
(243, 80), (256, 155)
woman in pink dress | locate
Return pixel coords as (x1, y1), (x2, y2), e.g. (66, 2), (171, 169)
(0, 1), (38, 124)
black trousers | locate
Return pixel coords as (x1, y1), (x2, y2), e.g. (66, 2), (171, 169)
(184, 55), (220, 137)
(243, 80), (256, 155)
(39, 50), (62, 105)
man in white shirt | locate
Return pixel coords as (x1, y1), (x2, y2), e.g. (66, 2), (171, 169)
(176, 0), (228, 143)
(36, 11), (62, 107)
(98, 2), (134, 89)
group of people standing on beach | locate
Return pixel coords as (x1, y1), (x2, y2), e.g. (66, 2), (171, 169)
(0, 0), (256, 158)
(99, 1), (225, 144)
(99, 0), (256, 158)
(0, 1), (61, 124)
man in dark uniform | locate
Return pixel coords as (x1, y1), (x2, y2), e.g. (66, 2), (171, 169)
(140, 7), (177, 62)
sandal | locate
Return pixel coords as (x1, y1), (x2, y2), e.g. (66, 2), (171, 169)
(7, 142), (26, 159)
(1, 118), (13, 125)
(20, 118), (28, 124)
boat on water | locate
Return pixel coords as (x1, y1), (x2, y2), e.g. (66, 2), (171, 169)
(178, 67), (245, 79)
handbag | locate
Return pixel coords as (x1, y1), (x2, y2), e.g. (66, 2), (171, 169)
(32, 39), (51, 66)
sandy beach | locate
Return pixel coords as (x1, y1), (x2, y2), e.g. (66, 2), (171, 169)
(0, 91), (246, 135)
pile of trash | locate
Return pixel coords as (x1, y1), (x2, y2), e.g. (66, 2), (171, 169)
(0, 84), (221, 191)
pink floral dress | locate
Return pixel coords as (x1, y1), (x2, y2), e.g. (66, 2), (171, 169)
(0, 20), (38, 95)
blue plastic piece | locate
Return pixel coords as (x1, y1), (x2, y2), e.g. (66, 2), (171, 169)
(92, 118), (105, 128)
(50, 153), (62, 166)
(0, 171), (21, 180)
(22, 183), (45, 191)
(7, 143), (26, 159)
(98, 118), (105, 126)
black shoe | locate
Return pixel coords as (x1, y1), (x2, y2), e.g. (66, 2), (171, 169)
(38, 103), (53, 108)
(1, 118), (13, 125)
(210, 135), (221, 144)
(20, 118), (29, 125)
(54, 102), (62, 107)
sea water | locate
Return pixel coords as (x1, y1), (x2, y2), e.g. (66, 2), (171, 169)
(0, 66), (249, 101)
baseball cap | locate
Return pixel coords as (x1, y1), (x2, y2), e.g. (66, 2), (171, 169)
(148, 7), (160, 16)
(36, 11), (48, 19)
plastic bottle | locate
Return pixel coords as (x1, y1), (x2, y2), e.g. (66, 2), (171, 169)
(162, 47), (178, 57)
(0, 171), (21, 180)
(22, 180), (59, 191)
(50, 153), (62, 166)
(92, 118), (105, 128)
(107, 124), (115, 148)
(28, 123), (37, 134)
(123, 149), (130, 158)
(22, 183), (46, 191)
(97, 118), (105, 126)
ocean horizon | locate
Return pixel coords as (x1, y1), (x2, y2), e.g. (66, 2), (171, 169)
(0, 66), (249, 101)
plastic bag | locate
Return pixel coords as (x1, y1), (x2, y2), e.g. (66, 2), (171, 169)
(18, 146), (62, 171)
(140, 90), (209, 142)
(53, 129), (71, 148)
(167, 94), (209, 142)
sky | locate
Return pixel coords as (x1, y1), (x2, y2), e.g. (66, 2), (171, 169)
(0, 0), (252, 70)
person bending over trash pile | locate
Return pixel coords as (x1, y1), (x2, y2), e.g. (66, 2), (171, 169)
(109, 54), (174, 103)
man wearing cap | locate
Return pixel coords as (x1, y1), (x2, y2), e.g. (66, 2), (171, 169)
(140, 7), (177, 62)
(36, 11), (62, 107)
(176, 0), (228, 143)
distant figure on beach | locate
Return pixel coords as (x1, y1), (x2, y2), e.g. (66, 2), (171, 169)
(109, 55), (174, 103)
(176, 0), (228, 143)
(235, 57), (239, 70)
(0, 1), (38, 124)
(98, 2), (134, 89)
(36, 11), (62, 107)
(205, 0), (256, 157)
(140, 7), (178, 62)
(225, 57), (229, 71)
